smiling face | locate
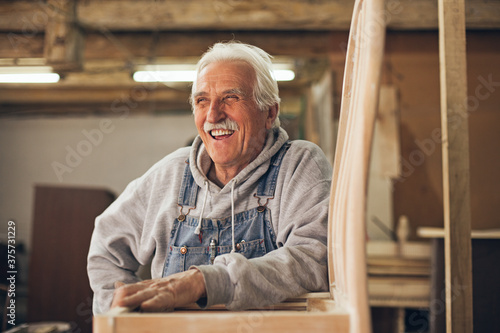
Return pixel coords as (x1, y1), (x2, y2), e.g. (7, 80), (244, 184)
(193, 61), (277, 179)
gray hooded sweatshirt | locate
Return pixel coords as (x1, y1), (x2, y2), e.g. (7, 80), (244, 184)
(88, 127), (332, 313)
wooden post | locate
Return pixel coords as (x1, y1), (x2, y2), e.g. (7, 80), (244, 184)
(438, 0), (473, 332)
(44, 0), (83, 71)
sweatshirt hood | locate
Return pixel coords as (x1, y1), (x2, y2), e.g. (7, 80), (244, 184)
(189, 127), (289, 193)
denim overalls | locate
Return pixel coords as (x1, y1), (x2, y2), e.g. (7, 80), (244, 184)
(162, 142), (291, 277)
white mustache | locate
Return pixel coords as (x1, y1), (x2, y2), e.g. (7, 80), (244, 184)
(204, 119), (239, 133)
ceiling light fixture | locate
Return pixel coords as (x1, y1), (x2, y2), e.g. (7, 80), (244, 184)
(0, 66), (60, 83)
(272, 69), (295, 81)
(133, 70), (196, 83)
(133, 64), (295, 83)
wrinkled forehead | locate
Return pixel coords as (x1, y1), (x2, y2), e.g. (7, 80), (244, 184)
(194, 61), (256, 93)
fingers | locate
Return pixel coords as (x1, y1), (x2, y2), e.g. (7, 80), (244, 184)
(121, 287), (157, 308)
(111, 280), (175, 312)
(112, 283), (153, 307)
(109, 270), (207, 312)
(110, 281), (145, 309)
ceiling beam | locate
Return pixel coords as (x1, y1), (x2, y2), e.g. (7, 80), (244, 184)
(1, 0), (499, 32)
(44, 0), (83, 71)
(0, 102), (192, 117)
(0, 31), (349, 59)
(83, 31), (348, 60)
(0, 32), (44, 59)
(0, 86), (188, 104)
(75, 0), (353, 31)
(0, 85), (190, 116)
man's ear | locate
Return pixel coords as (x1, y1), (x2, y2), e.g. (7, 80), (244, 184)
(265, 103), (279, 130)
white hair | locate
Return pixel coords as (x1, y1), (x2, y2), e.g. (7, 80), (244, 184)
(191, 41), (281, 128)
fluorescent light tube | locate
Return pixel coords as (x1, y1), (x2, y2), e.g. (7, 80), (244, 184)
(273, 69), (295, 81)
(133, 70), (196, 83)
(0, 66), (60, 83)
(133, 69), (295, 83)
(0, 73), (60, 83)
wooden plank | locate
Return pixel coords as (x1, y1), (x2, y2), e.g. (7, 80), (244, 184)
(437, 0), (473, 333)
(368, 265), (430, 277)
(103, 293), (332, 316)
(0, 102), (193, 117)
(418, 227), (500, 239)
(308, 70), (335, 163)
(368, 276), (430, 305)
(174, 292), (331, 312)
(76, 0), (500, 31)
(95, 306), (348, 333)
(43, 0), (83, 71)
(429, 239), (446, 333)
(94, 311), (349, 333)
(0, 1), (48, 32)
(0, 30), (348, 59)
(0, 32), (44, 58)
(83, 31), (347, 60)
(375, 85), (400, 178)
(75, 0), (352, 31)
(328, 0), (386, 332)
(367, 241), (431, 259)
(0, 86), (188, 104)
(1, 0), (500, 32)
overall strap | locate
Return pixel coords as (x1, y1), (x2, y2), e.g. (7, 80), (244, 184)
(177, 160), (198, 208)
(256, 141), (291, 198)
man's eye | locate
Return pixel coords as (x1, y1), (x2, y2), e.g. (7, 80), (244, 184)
(224, 95), (239, 103)
(196, 98), (207, 104)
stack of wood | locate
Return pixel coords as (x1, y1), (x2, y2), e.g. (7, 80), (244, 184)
(172, 292), (332, 312)
(367, 216), (431, 309)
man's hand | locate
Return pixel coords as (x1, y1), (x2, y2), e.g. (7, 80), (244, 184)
(110, 268), (206, 312)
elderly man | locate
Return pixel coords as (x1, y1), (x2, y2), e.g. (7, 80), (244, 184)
(87, 41), (332, 313)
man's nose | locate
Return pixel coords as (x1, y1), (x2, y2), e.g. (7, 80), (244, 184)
(206, 100), (225, 123)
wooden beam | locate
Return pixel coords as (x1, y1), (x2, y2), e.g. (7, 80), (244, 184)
(0, 31), (348, 59)
(83, 31), (348, 60)
(0, 32), (44, 59)
(76, 0), (352, 31)
(62, 0), (500, 31)
(93, 310), (350, 333)
(438, 0), (473, 332)
(0, 86), (189, 105)
(3, 30), (499, 62)
(0, 103), (191, 117)
(44, 0), (83, 71)
(0, 1), (48, 32)
(376, 85), (401, 179)
(1, 0), (500, 32)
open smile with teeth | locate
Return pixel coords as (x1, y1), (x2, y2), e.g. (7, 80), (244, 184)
(210, 129), (235, 139)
